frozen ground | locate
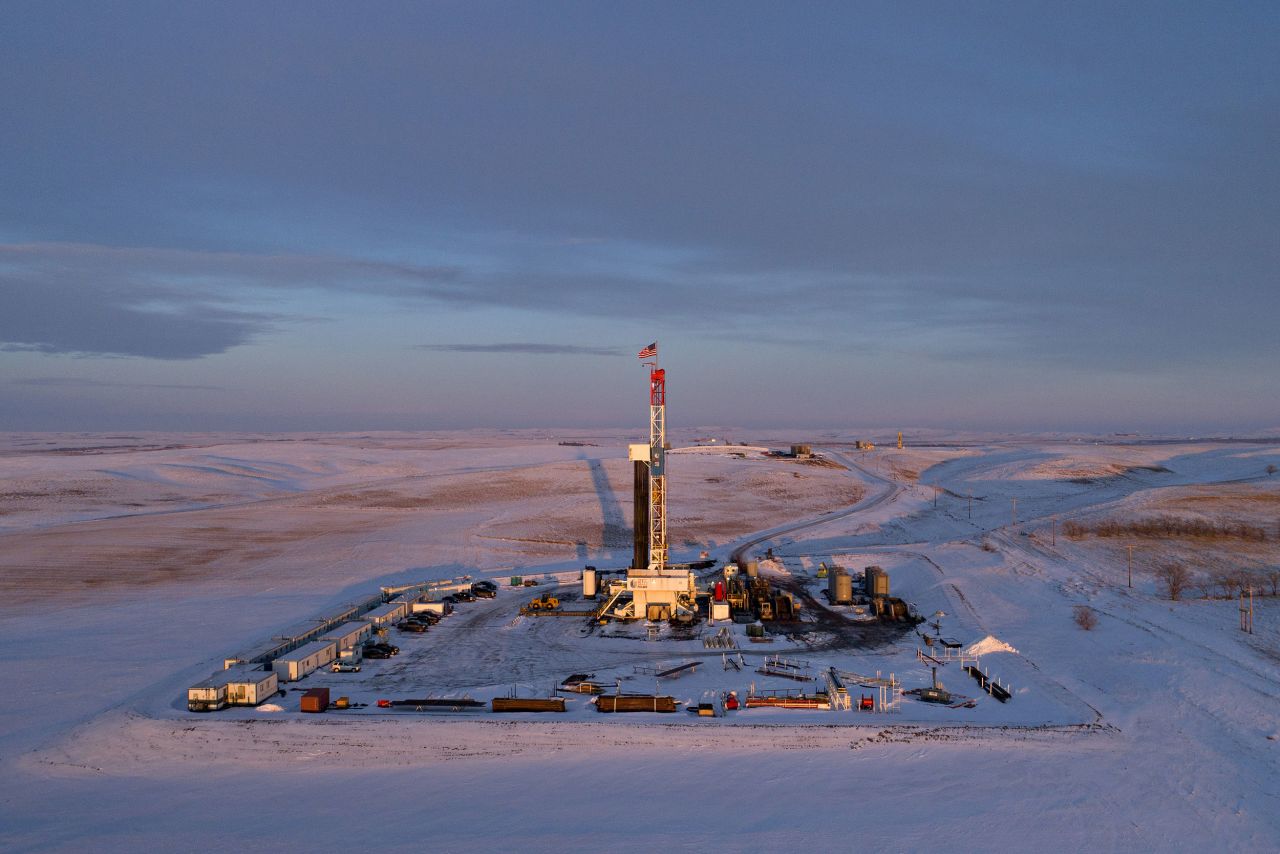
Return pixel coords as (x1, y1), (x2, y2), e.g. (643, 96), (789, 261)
(1, 430), (1279, 851)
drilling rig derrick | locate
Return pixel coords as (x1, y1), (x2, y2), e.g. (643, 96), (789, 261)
(647, 366), (667, 571)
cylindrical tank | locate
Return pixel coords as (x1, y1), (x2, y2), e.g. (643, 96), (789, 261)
(865, 566), (889, 597)
(582, 568), (597, 598)
(828, 571), (853, 604)
(714, 581), (725, 602)
(745, 561), (759, 578)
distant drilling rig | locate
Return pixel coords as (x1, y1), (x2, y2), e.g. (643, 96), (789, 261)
(596, 343), (697, 622)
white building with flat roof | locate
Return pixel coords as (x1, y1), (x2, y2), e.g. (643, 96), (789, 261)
(271, 640), (337, 682)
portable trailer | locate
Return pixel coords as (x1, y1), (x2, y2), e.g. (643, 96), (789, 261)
(320, 620), (372, 652)
(224, 665), (278, 706)
(389, 593), (421, 611)
(364, 602), (409, 627)
(271, 639), (338, 682)
(187, 665), (280, 711)
(187, 679), (229, 712)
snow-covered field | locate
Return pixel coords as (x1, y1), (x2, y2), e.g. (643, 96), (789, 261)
(2, 431), (1279, 851)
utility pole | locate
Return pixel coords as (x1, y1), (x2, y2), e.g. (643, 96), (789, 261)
(1051, 518), (1056, 547)
(1011, 498), (1017, 529)
(934, 486), (939, 509)
(968, 492), (972, 520)
(1240, 586), (1254, 634)
(1126, 544), (1134, 588)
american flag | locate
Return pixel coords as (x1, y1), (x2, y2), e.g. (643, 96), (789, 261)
(637, 342), (657, 360)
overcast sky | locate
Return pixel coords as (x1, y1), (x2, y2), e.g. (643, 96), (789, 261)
(2, 2), (1277, 433)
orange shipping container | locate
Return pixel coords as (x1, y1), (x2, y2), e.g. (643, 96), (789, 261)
(300, 687), (330, 713)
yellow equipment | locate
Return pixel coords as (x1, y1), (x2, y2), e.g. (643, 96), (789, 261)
(528, 594), (560, 611)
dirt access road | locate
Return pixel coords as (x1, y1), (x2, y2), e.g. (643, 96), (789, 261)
(724, 448), (915, 652)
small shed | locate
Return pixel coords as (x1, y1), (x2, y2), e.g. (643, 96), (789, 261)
(320, 620), (372, 651)
(271, 640), (338, 682)
(790, 444), (812, 459)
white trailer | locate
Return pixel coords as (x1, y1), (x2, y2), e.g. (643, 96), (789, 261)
(224, 666), (279, 706)
(364, 602), (408, 626)
(414, 601), (453, 616)
(271, 640), (338, 682)
(188, 665), (280, 711)
(187, 679), (229, 712)
(390, 594), (420, 612)
(321, 620), (372, 651)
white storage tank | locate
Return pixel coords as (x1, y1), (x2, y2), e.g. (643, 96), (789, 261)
(865, 566), (889, 598)
(271, 640), (338, 682)
(320, 620), (372, 651)
(710, 601), (730, 621)
(828, 570), (853, 605)
(582, 567), (597, 598)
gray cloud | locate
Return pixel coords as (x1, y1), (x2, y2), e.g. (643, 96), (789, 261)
(414, 343), (623, 356)
(0, 342), (59, 354)
(0, 242), (455, 359)
(0, 243), (284, 359)
(0, 285), (268, 360)
(7, 239), (1276, 374)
